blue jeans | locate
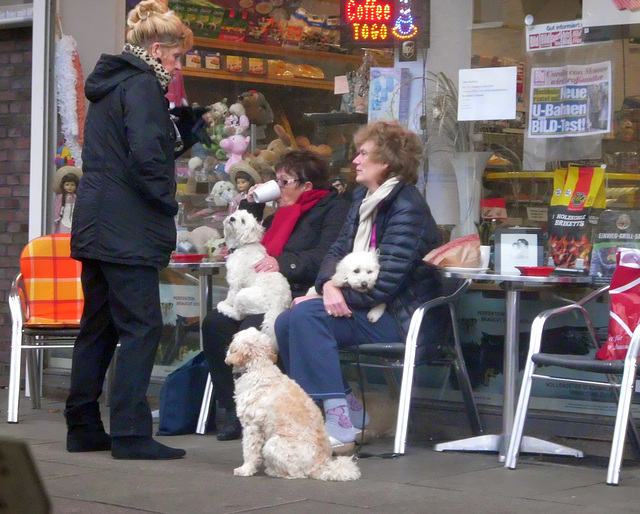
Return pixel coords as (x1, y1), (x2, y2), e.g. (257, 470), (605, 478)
(275, 298), (401, 400)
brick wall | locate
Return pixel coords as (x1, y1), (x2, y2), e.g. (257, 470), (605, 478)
(0, 27), (32, 385)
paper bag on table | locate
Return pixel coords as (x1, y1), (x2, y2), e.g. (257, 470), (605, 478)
(424, 234), (481, 268)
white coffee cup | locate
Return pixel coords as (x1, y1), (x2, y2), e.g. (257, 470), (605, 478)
(253, 180), (281, 203)
(480, 245), (491, 269)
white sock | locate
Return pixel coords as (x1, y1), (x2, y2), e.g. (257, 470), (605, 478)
(323, 397), (355, 443)
(346, 392), (370, 429)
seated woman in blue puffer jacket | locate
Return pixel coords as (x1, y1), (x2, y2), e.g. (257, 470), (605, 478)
(275, 120), (443, 455)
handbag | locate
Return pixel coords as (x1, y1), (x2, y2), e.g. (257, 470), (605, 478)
(156, 351), (213, 435)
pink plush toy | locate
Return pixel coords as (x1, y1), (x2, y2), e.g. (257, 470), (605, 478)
(220, 134), (251, 172)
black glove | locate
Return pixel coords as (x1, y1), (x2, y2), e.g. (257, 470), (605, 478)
(170, 106), (211, 155)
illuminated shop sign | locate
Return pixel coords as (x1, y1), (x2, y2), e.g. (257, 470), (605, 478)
(339, 0), (390, 48)
(340, 0), (421, 48)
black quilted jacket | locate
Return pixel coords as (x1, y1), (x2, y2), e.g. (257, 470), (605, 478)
(315, 182), (442, 339)
(71, 53), (179, 270)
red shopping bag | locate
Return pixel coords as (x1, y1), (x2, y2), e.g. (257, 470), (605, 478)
(596, 249), (640, 360)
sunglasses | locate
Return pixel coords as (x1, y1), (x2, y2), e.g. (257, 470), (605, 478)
(276, 177), (299, 187)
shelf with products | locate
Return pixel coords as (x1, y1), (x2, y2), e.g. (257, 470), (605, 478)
(483, 171), (640, 213)
(182, 66), (335, 91)
(182, 36), (385, 91)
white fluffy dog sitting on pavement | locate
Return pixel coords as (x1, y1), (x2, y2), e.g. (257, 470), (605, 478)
(321, 250), (386, 323)
(217, 210), (291, 347)
(226, 328), (361, 481)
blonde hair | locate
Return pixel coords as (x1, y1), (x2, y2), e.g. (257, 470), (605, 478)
(353, 121), (423, 185)
(126, 0), (193, 52)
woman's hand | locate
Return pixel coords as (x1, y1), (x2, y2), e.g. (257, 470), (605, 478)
(246, 184), (260, 203)
(254, 255), (279, 273)
(322, 281), (352, 318)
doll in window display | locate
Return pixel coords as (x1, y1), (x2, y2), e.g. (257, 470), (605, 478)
(53, 165), (83, 234)
(227, 161), (264, 221)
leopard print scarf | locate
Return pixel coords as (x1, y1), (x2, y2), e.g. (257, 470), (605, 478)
(123, 43), (172, 91)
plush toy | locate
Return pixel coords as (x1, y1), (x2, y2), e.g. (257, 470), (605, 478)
(295, 135), (333, 157)
(238, 90), (274, 126)
(209, 98), (230, 125)
(206, 180), (237, 207)
(55, 144), (75, 166)
(220, 133), (251, 172)
(225, 102), (250, 136)
(251, 124), (292, 174)
(176, 225), (221, 255)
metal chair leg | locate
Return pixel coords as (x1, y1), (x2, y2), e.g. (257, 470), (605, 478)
(504, 354), (537, 469)
(7, 311), (23, 423)
(196, 373), (214, 435)
(393, 306), (423, 455)
(26, 345), (40, 410)
(449, 303), (482, 435)
(607, 357), (638, 485)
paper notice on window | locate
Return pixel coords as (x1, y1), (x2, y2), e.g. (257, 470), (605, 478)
(457, 67), (517, 121)
(528, 61), (612, 138)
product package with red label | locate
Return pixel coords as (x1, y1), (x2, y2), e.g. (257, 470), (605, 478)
(596, 248), (640, 360)
(547, 164), (606, 269)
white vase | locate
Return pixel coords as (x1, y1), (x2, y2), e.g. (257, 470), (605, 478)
(451, 151), (492, 238)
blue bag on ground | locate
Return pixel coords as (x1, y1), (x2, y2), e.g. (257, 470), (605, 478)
(157, 352), (210, 435)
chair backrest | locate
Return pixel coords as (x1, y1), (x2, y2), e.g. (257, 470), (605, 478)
(20, 234), (83, 325)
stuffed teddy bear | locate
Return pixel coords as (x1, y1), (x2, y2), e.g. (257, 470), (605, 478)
(220, 133), (251, 172)
(251, 124), (293, 174)
(238, 90), (274, 127)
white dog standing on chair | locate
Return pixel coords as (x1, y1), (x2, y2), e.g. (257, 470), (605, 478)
(226, 328), (361, 481)
(217, 210), (291, 347)
(310, 250), (386, 322)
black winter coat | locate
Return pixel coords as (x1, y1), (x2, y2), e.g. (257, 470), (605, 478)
(71, 52), (179, 269)
(316, 182), (442, 339)
(264, 191), (350, 297)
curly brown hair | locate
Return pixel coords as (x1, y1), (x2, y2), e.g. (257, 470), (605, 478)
(353, 120), (423, 185)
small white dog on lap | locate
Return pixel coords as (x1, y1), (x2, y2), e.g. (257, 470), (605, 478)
(217, 210), (292, 347)
(226, 328), (361, 481)
(310, 250), (386, 322)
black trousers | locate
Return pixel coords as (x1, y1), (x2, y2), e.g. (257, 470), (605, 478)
(64, 259), (162, 437)
(200, 310), (262, 411)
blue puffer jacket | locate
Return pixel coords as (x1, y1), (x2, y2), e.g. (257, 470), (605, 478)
(71, 52), (178, 270)
(315, 181), (442, 339)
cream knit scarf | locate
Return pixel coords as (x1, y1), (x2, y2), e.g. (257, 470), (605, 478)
(352, 177), (400, 252)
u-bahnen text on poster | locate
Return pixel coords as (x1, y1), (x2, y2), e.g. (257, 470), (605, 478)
(528, 61), (611, 138)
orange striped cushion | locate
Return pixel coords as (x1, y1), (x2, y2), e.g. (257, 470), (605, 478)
(20, 234), (83, 325)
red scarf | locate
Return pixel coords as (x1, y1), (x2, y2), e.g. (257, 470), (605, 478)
(262, 189), (329, 256)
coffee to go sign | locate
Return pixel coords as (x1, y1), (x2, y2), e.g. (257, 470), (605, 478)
(341, 0), (419, 48)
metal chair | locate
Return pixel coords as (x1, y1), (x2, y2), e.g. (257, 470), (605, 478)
(504, 285), (640, 485)
(8, 234), (83, 423)
(341, 278), (483, 455)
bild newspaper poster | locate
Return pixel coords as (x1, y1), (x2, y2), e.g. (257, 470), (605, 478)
(528, 61), (611, 138)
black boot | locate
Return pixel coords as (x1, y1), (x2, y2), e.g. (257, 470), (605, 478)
(111, 436), (186, 460)
(216, 408), (242, 441)
(67, 425), (112, 452)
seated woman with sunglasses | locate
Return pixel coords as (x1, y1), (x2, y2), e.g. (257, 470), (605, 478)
(201, 149), (350, 440)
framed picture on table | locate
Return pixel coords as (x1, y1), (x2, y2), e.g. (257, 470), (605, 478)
(494, 227), (543, 274)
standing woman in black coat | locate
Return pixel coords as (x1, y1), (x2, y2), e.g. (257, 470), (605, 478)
(65, 0), (202, 460)
(275, 121), (442, 455)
